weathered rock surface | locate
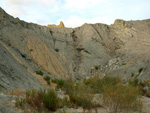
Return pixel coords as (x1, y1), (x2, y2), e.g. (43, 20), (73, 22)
(47, 21), (65, 28)
(0, 104), (18, 113)
(0, 93), (19, 113)
(0, 42), (42, 90)
(0, 7), (150, 91)
(26, 36), (68, 78)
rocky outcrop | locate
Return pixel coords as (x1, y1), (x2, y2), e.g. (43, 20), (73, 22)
(47, 21), (65, 28)
(26, 36), (68, 78)
(0, 7), (150, 91)
(0, 42), (42, 90)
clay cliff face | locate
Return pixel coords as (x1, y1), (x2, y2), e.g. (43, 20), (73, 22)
(0, 7), (150, 90)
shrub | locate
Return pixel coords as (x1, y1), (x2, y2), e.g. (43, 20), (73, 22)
(30, 49), (33, 51)
(62, 80), (96, 110)
(26, 89), (43, 111)
(36, 70), (44, 76)
(84, 75), (121, 93)
(129, 78), (139, 86)
(129, 79), (149, 97)
(57, 79), (65, 88)
(42, 89), (59, 111)
(59, 97), (71, 108)
(52, 78), (65, 89)
(44, 76), (51, 84)
(131, 72), (134, 77)
(15, 98), (26, 108)
(145, 80), (150, 87)
(95, 65), (99, 70)
(55, 48), (59, 52)
(69, 92), (78, 105)
(62, 79), (75, 95)
(70, 93), (93, 110)
(139, 67), (144, 74)
(77, 94), (93, 110)
(122, 63), (127, 65)
(67, 83), (94, 110)
(83, 75), (143, 112)
(84, 75), (98, 86)
(26, 89), (61, 112)
(103, 84), (142, 113)
(139, 81), (146, 87)
(138, 81), (150, 97)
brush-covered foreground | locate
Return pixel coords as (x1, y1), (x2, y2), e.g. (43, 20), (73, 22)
(14, 74), (150, 113)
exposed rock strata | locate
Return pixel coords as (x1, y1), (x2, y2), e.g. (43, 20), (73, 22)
(26, 36), (68, 78)
(0, 7), (150, 90)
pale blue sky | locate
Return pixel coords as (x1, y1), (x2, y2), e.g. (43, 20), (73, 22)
(0, 0), (150, 28)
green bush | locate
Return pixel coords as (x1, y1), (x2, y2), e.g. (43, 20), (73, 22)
(44, 76), (51, 84)
(83, 75), (143, 112)
(52, 78), (65, 89)
(145, 80), (150, 87)
(68, 92), (93, 109)
(15, 98), (26, 108)
(36, 70), (44, 76)
(95, 65), (99, 70)
(26, 89), (43, 111)
(103, 84), (142, 113)
(129, 78), (139, 86)
(26, 89), (61, 112)
(62, 79), (76, 95)
(131, 72), (135, 77)
(139, 81), (146, 87)
(42, 89), (59, 111)
(59, 97), (71, 108)
(62, 80), (96, 110)
(139, 67), (144, 74)
(23, 75), (144, 112)
(69, 92), (78, 105)
(84, 75), (121, 93)
(129, 79), (150, 97)
(66, 83), (94, 110)
(55, 48), (59, 52)
(77, 94), (93, 110)
(122, 63), (127, 65)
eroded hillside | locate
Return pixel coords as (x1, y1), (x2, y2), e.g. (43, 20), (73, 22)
(0, 7), (150, 91)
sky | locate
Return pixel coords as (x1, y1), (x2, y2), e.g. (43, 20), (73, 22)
(0, 0), (150, 28)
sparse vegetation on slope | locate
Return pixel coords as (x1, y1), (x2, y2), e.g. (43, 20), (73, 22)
(35, 70), (44, 76)
(129, 78), (150, 97)
(15, 75), (144, 113)
(62, 79), (95, 110)
(52, 78), (65, 89)
(84, 75), (121, 93)
(44, 76), (51, 84)
(139, 67), (144, 74)
(103, 84), (142, 113)
(22, 89), (67, 112)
